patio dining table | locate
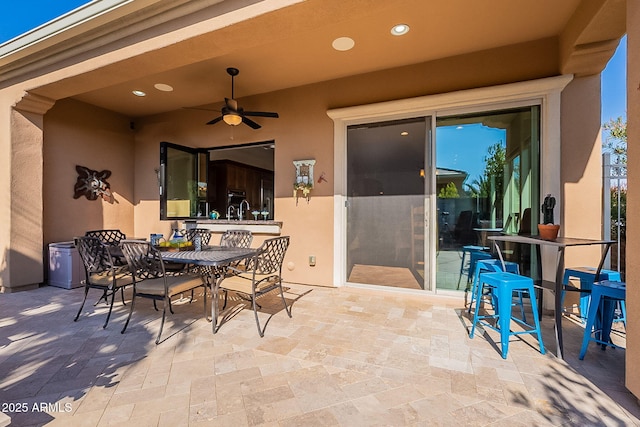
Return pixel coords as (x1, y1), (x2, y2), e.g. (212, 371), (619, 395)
(488, 234), (615, 360)
(160, 246), (257, 332)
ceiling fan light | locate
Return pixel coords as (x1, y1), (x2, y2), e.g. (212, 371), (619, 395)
(223, 113), (242, 126)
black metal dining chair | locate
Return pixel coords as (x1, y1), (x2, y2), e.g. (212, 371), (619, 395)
(215, 236), (291, 337)
(74, 236), (133, 328)
(184, 228), (212, 245)
(219, 229), (253, 248)
(119, 240), (207, 344)
(85, 229), (128, 264)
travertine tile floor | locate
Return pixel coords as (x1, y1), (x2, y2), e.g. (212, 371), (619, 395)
(0, 283), (638, 426)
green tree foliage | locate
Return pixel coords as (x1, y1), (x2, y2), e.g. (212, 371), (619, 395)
(603, 116), (626, 274)
(438, 182), (460, 198)
(603, 116), (627, 168)
(610, 186), (626, 239)
(465, 142), (506, 198)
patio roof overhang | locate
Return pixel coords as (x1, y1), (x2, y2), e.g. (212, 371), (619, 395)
(0, 0), (625, 118)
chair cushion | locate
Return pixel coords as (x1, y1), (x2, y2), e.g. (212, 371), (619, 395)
(135, 274), (204, 297)
(220, 273), (278, 295)
(88, 271), (133, 288)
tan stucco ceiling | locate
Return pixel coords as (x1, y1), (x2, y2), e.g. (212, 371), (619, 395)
(7, 0), (624, 118)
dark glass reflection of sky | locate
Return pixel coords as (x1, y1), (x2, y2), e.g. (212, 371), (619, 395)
(436, 123), (506, 183)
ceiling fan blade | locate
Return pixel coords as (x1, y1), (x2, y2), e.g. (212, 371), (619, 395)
(225, 98), (238, 111)
(206, 116), (224, 125)
(243, 111), (279, 118)
(242, 116), (262, 129)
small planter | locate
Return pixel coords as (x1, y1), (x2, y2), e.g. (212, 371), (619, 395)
(538, 224), (560, 241)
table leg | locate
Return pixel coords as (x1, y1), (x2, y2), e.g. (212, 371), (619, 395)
(594, 243), (613, 281)
(535, 245), (543, 319)
(554, 247), (566, 359)
(212, 276), (221, 333)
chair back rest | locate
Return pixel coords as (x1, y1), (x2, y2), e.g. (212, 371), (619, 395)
(518, 208), (532, 235)
(74, 236), (115, 275)
(220, 229), (253, 248)
(246, 236), (289, 275)
(85, 229), (126, 245)
(119, 240), (166, 280)
(184, 228), (212, 245)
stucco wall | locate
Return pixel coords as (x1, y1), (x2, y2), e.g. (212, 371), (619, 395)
(560, 75), (606, 301)
(131, 40), (560, 287)
(560, 76), (603, 310)
(133, 81), (337, 286)
(626, 0), (639, 399)
(43, 98), (135, 244)
(7, 108), (46, 291)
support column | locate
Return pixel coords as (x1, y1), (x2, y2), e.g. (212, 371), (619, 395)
(626, 1), (640, 399)
(1, 92), (55, 292)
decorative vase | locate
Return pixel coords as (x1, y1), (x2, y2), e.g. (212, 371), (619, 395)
(538, 224), (560, 241)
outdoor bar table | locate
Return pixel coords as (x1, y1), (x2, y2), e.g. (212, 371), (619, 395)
(488, 234), (615, 360)
(160, 246), (257, 333)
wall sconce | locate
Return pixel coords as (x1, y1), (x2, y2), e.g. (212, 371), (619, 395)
(293, 159), (315, 205)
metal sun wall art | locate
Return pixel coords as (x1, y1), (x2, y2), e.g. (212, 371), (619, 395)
(73, 165), (113, 201)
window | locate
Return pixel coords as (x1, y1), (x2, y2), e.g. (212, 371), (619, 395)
(159, 141), (274, 220)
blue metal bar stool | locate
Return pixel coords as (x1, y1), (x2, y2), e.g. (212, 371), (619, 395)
(467, 259), (523, 319)
(562, 267), (622, 322)
(457, 245), (490, 289)
(470, 272), (545, 359)
(579, 280), (626, 360)
(467, 251), (494, 284)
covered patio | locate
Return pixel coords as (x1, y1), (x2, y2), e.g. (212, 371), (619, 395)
(1, 0), (640, 414)
(0, 284), (636, 426)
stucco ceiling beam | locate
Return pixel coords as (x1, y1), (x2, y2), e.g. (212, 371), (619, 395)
(13, 92), (56, 115)
(560, 0), (626, 76)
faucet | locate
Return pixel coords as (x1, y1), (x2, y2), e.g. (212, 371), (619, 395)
(226, 205), (235, 220)
(239, 200), (250, 221)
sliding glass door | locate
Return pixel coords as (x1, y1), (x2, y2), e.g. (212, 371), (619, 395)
(434, 106), (541, 291)
(346, 118), (431, 290)
(343, 105), (540, 293)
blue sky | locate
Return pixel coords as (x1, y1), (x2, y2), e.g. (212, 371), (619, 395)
(602, 36), (627, 123)
(0, 1), (89, 42)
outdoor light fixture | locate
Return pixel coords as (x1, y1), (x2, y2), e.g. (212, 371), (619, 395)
(223, 113), (242, 126)
(154, 83), (173, 92)
(391, 24), (410, 36)
(332, 37), (355, 51)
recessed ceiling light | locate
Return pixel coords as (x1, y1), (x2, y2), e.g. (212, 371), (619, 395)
(391, 24), (410, 36)
(401, 131), (409, 136)
(132, 90), (146, 97)
(154, 83), (173, 92)
(332, 36), (355, 51)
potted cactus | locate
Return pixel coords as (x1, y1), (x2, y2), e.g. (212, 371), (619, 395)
(538, 194), (560, 240)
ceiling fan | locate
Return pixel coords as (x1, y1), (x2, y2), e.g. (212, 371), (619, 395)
(206, 67), (279, 129)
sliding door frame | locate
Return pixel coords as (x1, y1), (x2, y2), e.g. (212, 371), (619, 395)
(328, 75), (572, 292)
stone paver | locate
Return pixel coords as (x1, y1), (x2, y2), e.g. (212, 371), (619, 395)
(0, 283), (638, 426)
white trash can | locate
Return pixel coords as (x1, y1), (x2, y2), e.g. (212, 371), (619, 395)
(48, 241), (84, 289)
